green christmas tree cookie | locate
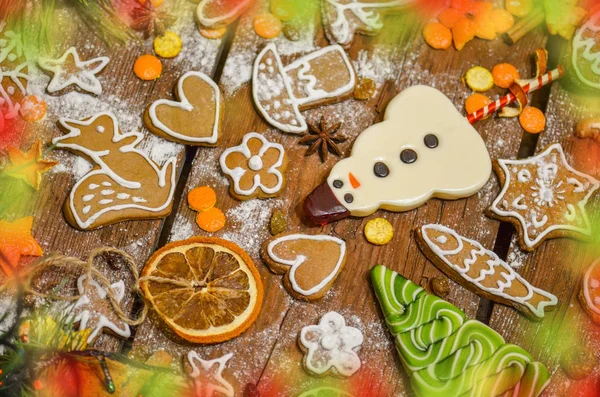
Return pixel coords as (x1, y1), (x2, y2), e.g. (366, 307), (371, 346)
(370, 265), (551, 397)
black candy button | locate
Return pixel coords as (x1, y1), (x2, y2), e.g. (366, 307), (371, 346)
(400, 149), (418, 164)
(424, 134), (439, 148)
(373, 162), (389, 178)
(344, 193), (354, 204)
(333, 180), (344, 189)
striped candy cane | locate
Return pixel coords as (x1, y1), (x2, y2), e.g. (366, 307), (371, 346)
(467, 66), (564, 124)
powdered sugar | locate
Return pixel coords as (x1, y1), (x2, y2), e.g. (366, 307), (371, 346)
(169, 213), (195, 242)
(353, 46), (401, 92)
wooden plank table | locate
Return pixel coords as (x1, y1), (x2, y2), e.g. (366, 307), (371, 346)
(7, 0), (597, 396)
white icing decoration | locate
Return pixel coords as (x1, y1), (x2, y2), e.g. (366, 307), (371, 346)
(219, 132), (285, 196)
(565, 204), (577, 222)
(572, 11), (600, 89)
(117, 193), (130, 200)
(0, 23), (30, 120)
(267, 234), (346, 296)
(252, 43), (355, 134)
(299, 311), (363, 377)
(511, 194), (527, 210)
(101, 190), (114, 196)
(82, 194), (94, 202)
(132, 197), (148, 203)
(98, 199), (113, 205)
(53, 112), (177, 230)
(38, 47), (109, 95)
(490, 144), (600, 248)
(196, 0), (252, 28)
(96, 126), (105, 133)
(68, 275), (131, 343)
(583, 259), (600, 316)
(248, 155), (263, 171)
(517, 169), (531, 183)
(102, 182), (112, 187)
(436, 235), (447, 244)
(325, 85), (491, 216)
(567, 177), (585, 193)
(82, 206), (91, 214)
(186, 351), (234, 397)
(421, 224), (558, 319)
(147, 71), (220, 144)
(323, 0), (413, 46)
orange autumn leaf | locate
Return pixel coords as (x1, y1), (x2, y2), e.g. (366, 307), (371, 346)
(0, 216), (43, 276)
(4, 140), (58, 190)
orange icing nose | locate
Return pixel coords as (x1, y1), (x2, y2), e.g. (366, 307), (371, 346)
(349, 173), (360, 188)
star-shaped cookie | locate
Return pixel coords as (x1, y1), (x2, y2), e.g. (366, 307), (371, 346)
(488, 143), (599, 251)
(0, 216), (43, 276)
(186, 351), (234, 397)
(4, 140), (58, 189)
(70, 275), (131, 344)
(38, 47), (109, 95)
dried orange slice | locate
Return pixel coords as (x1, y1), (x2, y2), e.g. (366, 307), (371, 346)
(140, 237), (264, 343)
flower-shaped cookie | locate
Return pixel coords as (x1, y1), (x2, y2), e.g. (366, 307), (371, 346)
(299, 311), (363, 377)
(219, 132), (287, 200)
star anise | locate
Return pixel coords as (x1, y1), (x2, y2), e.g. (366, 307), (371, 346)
(130, 2), (176, 38)
(299, 116), (346, 162)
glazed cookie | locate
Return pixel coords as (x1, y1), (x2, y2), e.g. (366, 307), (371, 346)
(53, 112), (177, 230)
(304, 85), (492, 225)
(219, 132), (288, 200)
(299, 312), (363, 378)
(144, 71), (222, 146)
(68, 275), (131, 344)
(371, 265), (551, 397)
(564, 9), (600, 94)
(261, 233), (347, 301)
(322, 0), (413, 48)
(252, 43), (356, 134)
(0, 22), (30, 120)
(580, 258), (600, 325)
(416, 224), (558, 320)
(185, 351), (234, 397)
(38, 47), (109, 96)
(488, 143), (599, 251)
(196, 0), (253, 29)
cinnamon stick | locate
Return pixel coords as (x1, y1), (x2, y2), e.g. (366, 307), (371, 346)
(504, 8), (545, 45)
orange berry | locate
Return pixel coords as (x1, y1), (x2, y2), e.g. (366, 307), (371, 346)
(196, 207), (226, 233)
(424, 22), (453, 50)
(505, 0), (533, 18)
(451, 0), (471, 13)
(491, 9), (515, 33)
(19, 95), (47, 122)
(492, 63), (520, 88)
(253, 14), (283, 39)
(438, 8), (462, 28)
(199, 26), (227, 39)
(188, 186), (217, 212)
(519, 106), (545, 133)
(133, 55), (162, 81)
(465, 93), (492, 116)
(452, 17), (476, 51)
(470, 1), (494, 16)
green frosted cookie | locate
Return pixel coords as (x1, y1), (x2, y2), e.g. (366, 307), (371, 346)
(370, 265), (551, 397)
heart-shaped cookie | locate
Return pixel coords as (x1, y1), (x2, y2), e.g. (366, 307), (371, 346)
(261, 233), (347, 301)
(145, 71), (221, 146)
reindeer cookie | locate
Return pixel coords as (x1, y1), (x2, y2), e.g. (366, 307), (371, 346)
(322, 0), (413, 48)
(252, 44), (356, 134)
(261, 233), (347, 301)
(144, 71), (222, 146)
(53, 112), (177, 230)
(304, 85), (492, 225)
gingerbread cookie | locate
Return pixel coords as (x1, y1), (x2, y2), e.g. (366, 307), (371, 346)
(566, 9), (600, 93)
(252, 43), (356, 134)
(261, 233), (347, 301)
(576, 118), (600, 142)
(416, 224), (558, 320)
(196, 0), (253, 29)
(185, 351), (235, 397)
(488, 143), (599, 251)
(322, 0), (413, 48)
(38, 47), (109, 96)
(580, 258), (600, 325)
(145, 71), (222, 146)
(0, 22), (30, 121)
(68, 275), (131, 344)
(299, 311), (363, 378)
(304, 85), (492, 225)
(219, 132), (288, 200)
(53, 112), (177, 230)
(371, 265), (551, 397)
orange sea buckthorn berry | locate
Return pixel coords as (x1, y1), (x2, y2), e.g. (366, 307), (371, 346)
(465, 93), (492, 116)
(519, 106), (546, 133)
(133, 54), (162, 81)
(188, 186), (217, 212)
(253, 13), (283, 39)
(19, 95), (47, 122)
(492, 63), (520, 88)
(424, 22), (453, 50)
(196, 207), (226, 233)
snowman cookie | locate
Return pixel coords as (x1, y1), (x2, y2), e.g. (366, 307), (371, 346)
(304, 85), (492, 225)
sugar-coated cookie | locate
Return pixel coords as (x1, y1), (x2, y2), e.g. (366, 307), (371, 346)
(53, 112), (177, 230)
(304, 85), (492, 225)
(261, 232), (347, 301)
